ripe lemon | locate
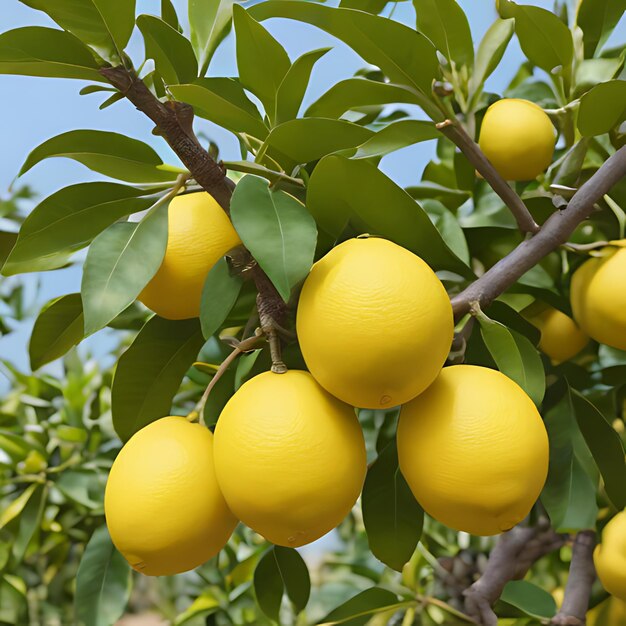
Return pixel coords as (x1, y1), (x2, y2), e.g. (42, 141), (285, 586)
(526, 305), (589, 363)
(594, 511), (626, 601)
(213, 370), (366, 547)
(478, 98), (555, 181)
(588, 596), (626, 626)
(105, 416), (237, 576)
(138, 191), (241, 320)
(397, 365), (549, 536)
(571, 243), (626, 351)
(296, 237), (454, 409)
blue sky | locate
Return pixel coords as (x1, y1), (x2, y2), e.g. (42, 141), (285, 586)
(0, 0), (624, 374)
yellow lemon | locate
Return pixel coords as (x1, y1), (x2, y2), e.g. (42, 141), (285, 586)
(213, 370), (366, 547)
(595, 511), (626, 601)
(478, 98), (555, 181)
(571, 243), (626, 351)
(296, 237), (453, 409)
(588, 596), (626, 625)
(397, 365), (549, 536)
(526, 305), (589, 363)
(139, 191), (241, 320)
(105, 416), (237, 576)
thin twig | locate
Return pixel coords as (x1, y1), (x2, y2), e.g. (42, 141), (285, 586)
(437, 119), (540, 234)
(451, 145), (626, 319)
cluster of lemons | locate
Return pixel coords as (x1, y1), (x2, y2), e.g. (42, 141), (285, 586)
(104, 100), (626, 594)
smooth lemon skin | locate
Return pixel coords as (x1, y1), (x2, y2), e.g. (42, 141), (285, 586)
(594, 512), (626, 602)
(296, 238), (454, 409)
(138, 192), (241, 320)
(397, 365), (549, 536)
(105, 416), (237, 576)
(588, 596), (626, 626)
(571, 244), (626, 351)
(527, 306), (589, 363)
(213, 370), (367, 548)
(478, 98), (556, 181)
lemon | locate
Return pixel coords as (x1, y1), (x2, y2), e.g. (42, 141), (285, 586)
(571, 243), (626, 351)
(594, 511), (626, 601)
(478, 98), (555, 181)
(296, 237), (454, 409)
(526, 305), (589, 363)
(138, 191), (241, 320)
(213, 370), (366, 547)
(588, 596), (626, 626)
(397, 365), (549, 535)
(105, 416), (237, 576)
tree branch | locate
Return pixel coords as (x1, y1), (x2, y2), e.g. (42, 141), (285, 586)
(451, 145), (626, 319)
(437, 119), (540, 234)
(551, 531), (596, 626)
(464, 521), (567, 625)
(100, 66), (233, 211)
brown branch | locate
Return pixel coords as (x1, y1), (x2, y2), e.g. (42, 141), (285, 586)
(437, 120), (540, 234)
(451, 145), (626, 319)
(552, 531), (596, 626)
(464, 521), (567, 625)
(100, 66), (233, 211)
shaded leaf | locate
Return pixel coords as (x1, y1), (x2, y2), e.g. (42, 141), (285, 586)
(75, 526), (132, 626)
(81, 204), (168, 335)
(0, 232), (18, 270)
(12, 485), (46, 562)
(339, 0), (389, 13)
(576, 0), (626, 57)
(233, 5), (291, 122)
(200, 257), (244, 339)
(362, 441), (423, 571)
(422, 199), (469, 263)
(18, 0), (136, 58)
(2, 183), (155, 276)
(231, 175), (317, 301)
(235, 349), (262, 390)
(413, 0), (473, 67)
(578, 80), (626, 137)
(19, 130), (181, 183)
(0, 27), (105, 82)
(307, 156), (471, 277)
(501, 580), (557, 619)
(29, 294), (84, 370)
(170, 79), (268, 138)
(161, 0), (181, 31)
(111, 317), (204, 441)
(319, 588), (403, 626)
(137, 14), (198, 85)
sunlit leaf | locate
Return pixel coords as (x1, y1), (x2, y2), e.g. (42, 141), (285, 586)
(200, 257), (244, 339)
(578, 80), (626, 137)
(576, 0), (626, 57)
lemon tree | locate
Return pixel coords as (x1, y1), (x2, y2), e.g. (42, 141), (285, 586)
(0, 0), (626, 625)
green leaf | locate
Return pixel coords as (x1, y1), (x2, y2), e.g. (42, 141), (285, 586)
(254, 546), (310, 621)
(305, 78), (422, 118)
(477, 311), (545, 406)
(578, 80), (626, 137)
(498, 0), (573, 74)
(18, 0), (136, 59)
(339, 0), (389, 13)
(235, 349), (262, 390)
(81, 204), (168, 336)
(29, 294), (84, 370)
(422, 199), (470, 263)
(200, 257), (244, 339)
(19, 130), (181, 183)
(469, 18), (515, 100)
(266, 118), (373, 166)
(0, 232), (18, 270)
(362, 441), (423, 572)
(571, 390), (626, 510)
(249, 1), (443, 120)
(233, 5), (291, 123)
(12, 485), (46, 562)
(174, 591), (221, 625)
(2, 183), (155, 276)
(231, 175), (317, 301)
(541, 387), (598, 531)
(275, 47), (330, 124)
(576, 0), (626, 57)
(169, 79), (268, 138)
(347, 120), (439, 160)
(413, 0), (473, 67)
(0, 484), (38, 531)
(0, 27), (105, 82)
(75, 526), (132, 626)
(137, 14), (198, 85)
(189, 0), (235, 73)
(319, 588), (403, 626)
(161, 0), (181, 31)
(307, 156), (471, 277)
(501, 580), (557, 619)
(111, 316), (204, 441)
